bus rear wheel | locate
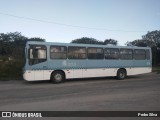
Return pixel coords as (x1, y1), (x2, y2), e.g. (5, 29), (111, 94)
(51, 71), (64, 83)
(117, 69), (126, 80)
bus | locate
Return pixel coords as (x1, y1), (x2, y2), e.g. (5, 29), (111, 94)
(23, 41), (152, 83)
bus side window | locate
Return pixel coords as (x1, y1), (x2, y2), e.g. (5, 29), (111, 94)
(88, 47), (104, 59)
(134, 49), (146, 60)
(68, 47), (86, 59)
(105, 48), (119, 59)
(50, 46), (67, 59)
(120, 49), (133, 60)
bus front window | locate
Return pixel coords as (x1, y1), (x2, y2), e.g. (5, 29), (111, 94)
(29, 45), (47, 65)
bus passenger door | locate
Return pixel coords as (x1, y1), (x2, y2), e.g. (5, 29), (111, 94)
(28, 45), (47, 80)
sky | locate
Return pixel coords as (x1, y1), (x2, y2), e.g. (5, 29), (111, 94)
(0, 0), (160, 45)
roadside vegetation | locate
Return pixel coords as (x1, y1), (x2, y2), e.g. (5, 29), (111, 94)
(0, 32), (45, 80)
(0, 59), (23, 80)
(152, 66), (160, 74)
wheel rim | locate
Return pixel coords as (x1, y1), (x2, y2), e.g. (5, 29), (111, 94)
(54, 73), (62, 81)
(119, 72), (125, 78)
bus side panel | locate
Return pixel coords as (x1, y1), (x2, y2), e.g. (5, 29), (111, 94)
(67, 59), (86, 78)
(127, 67), (151, 75)
(23, 70), (34, 81)
(131, 58), (152, 75)
(64, 69), (74, 79)
(47, 59), (86, 79)
(82, 68), (117, 78)
(44, 70), (52, 80)
(34, 70), (44, 80)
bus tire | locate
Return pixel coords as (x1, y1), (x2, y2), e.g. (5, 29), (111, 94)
(50, 71), (65, 83)
(117, 69), (126, 80)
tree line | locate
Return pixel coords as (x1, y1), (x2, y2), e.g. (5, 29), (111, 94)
(71, 37), (118, 45)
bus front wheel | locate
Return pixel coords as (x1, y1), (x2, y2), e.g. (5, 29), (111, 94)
(117, 69), (126, 80)
(51, 71), (65, 83)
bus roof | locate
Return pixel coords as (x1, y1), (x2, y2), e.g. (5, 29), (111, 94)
(26, 41), (151, 49)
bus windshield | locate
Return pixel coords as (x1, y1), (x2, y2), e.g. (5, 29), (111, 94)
(28, 45), (47, 65)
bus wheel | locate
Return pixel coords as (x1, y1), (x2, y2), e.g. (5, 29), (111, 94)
(51, 71), (64, 83)
(117, 69), (126, 80)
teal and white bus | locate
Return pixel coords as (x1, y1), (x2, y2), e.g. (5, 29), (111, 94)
(23, 41), (152, 83)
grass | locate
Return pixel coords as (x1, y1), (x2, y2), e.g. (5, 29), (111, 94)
(0, 60), (24, 80)
(152, 66), (160, 73)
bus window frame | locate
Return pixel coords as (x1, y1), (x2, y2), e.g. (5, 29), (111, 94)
(68, 46), (87, 59)
(87, 47), (104, 60)
(28, 45), (47, 65)
(50, 45), (67, 59)
(120, 49), (133, 60)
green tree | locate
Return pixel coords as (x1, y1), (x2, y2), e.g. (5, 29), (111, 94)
(71, 37), (103, 45)
(0, 32), (27, 56)
(104, 39), (118, 45)
(126, 30), (160, 47)
(125, 39), (147, 47)
(28, 37), (45, 42)
(0, 32), (45, 58)
(142, 30), (160, 47)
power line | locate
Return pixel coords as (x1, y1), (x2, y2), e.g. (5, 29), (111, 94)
(0, 12), (147, 33)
